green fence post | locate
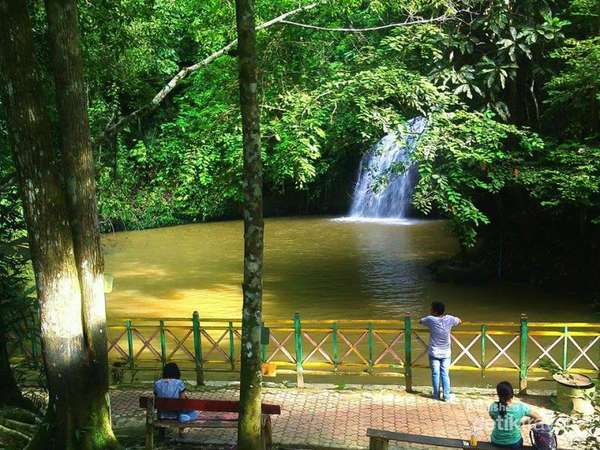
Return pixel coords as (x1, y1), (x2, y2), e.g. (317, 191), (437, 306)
(404, 314), (413, 393)
(519, 314), (528, 394)
(481, 324), (487, 379)
(563, 325), (569, 371)
(293, 313), (304, 388)
(228, 321), (235, 371)
(368, 323), (374, 374)
(192, 311), (204, 386)
(159, 320), (167, 368)
(332, 322), (339, 371)
(126, 320), (134, 370)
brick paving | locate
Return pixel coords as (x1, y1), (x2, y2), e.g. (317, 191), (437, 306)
(110, 384), (578, 449)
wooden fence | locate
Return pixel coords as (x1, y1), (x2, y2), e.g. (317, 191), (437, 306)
(105, 312), (600, 390)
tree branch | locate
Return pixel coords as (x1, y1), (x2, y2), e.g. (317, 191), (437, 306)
(280, 14), (453, 32)
(94, 3), (460, 145)
(94, 1), (322, 145)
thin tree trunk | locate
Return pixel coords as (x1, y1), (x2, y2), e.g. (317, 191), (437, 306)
(45, 0), (118, 447)
(235, 0), (264, 449)
(0, 2), (89, 450)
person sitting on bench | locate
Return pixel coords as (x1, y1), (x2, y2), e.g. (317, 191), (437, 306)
(154, 362), (199, 423)
(489, 381), (542, 449)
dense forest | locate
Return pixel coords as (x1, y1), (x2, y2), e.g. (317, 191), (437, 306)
(0, 2), (599, 448)
(1, 0), (599, 292)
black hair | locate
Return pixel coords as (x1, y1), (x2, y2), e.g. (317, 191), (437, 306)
(496, 381), (514, 418)
(162, 362), (181, 379)
(431, 301), (445, 316)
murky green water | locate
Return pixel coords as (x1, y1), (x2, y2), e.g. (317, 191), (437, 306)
(103, 217), (587, 322)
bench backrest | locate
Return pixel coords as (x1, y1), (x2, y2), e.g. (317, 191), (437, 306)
(139, 397), (281, 415)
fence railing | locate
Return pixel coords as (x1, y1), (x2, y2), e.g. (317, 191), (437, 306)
(104, 312), (600, 391)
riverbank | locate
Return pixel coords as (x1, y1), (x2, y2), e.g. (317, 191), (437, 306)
(108, 384), (583, 449)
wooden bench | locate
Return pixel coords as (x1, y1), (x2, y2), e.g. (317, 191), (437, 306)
(367, 428), (567, 449)
(140, 397), (281, 450)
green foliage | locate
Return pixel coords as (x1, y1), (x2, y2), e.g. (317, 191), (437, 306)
(432, 1), (570, 120)
(0, 153), (34, 315)
(0, 150), (40, 383)
(520, 142), (600, 213)
(412, 110), (544, 246)
(545, 37), (600, 139)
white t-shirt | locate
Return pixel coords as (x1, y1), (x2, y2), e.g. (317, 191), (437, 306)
(420, 315), (460, 358)
(154, 378), (186, 419)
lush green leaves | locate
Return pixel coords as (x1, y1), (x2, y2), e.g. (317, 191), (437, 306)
(412, 110), (544, 245)
(545, 37), (600, 139)
(520, 143), (600, 213)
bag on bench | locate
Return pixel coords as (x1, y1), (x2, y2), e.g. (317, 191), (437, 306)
(530, 423), (557, 450)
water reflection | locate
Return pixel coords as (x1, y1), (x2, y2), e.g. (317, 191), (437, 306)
(352, 222), (424, 317)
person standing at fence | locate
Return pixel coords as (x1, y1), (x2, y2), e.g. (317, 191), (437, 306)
(419, 301), (461, 401)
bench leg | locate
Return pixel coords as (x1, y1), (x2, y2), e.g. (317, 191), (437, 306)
(145, 424), (154, 450)
(145, 398), (154, 450)
(261, 415), (273, 450)
(369, 436), (389, 450)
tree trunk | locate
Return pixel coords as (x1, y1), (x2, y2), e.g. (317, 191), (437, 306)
(235, 1), (264, 449)
(0, 2), (115, 449)
(0, 0), (86, 447)
(44, 0), (118, 448)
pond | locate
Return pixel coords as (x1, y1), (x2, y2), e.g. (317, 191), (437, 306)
(103, 216), (588, 323)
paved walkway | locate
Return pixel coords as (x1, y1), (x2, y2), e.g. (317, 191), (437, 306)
(111, 385), (576, 449)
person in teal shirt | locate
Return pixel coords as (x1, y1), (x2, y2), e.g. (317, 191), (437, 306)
(489, 381), (542, 449)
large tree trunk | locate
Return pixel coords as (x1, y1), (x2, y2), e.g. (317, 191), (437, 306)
(0, 1), (86, 448)
(235, 1), (264, 449)
(0, 2), (115, 449)
(44, 0), (117, 447)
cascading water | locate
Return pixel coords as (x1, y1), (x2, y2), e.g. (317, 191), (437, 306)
(349, 117), (427, 219)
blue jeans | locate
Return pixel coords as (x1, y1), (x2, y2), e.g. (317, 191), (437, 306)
(178, 410), (199, 423)
(429, 355), (451, 400)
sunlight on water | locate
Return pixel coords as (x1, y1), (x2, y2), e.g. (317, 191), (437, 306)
(332, 217), (425, 225)
(103, 217), (587, 323)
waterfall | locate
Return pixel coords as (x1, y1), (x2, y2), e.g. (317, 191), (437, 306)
(349, 117), (426, 219)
